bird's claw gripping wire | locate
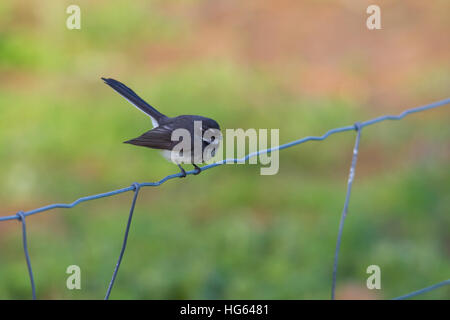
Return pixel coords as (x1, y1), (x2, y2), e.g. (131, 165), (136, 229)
(193, 164), (202, 175)
(178, 165), (187, 178)
(177, 164), (202, 177)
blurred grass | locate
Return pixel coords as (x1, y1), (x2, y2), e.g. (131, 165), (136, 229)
(0, 0), (449, 299)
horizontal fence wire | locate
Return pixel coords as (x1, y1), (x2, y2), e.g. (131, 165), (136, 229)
(0, 98), (449, 300)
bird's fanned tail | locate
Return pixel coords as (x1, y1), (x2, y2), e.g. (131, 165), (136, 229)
(101, 77), (167, 127)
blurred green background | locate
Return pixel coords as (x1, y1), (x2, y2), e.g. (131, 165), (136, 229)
(0, 0), (449, 299)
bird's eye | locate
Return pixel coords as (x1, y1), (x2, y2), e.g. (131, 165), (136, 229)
(210, 136), (215, 142)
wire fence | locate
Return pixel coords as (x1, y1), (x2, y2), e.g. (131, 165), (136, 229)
(1, 98), (449, 300)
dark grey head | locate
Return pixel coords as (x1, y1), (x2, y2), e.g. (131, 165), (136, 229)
(189, 116), (222, 147)
(202, 117), (220, 131)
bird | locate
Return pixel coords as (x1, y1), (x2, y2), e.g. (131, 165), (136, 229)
(102, 78), (221, 177)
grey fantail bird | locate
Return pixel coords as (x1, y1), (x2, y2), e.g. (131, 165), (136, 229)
(102, 78), (221, 177)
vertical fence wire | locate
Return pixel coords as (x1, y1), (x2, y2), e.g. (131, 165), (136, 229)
(331, 122), (362, 300)
(16, 211), (36, 300)
(105, 183), (141, 300)
(1, 98), (449, 299)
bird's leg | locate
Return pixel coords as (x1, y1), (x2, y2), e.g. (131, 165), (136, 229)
(178, 164), (187, 178)
(193, 164), (202, 175)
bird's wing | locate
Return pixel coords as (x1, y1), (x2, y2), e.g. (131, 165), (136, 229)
(124, 126), (178, 150)
(102, 77), (166, 128)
